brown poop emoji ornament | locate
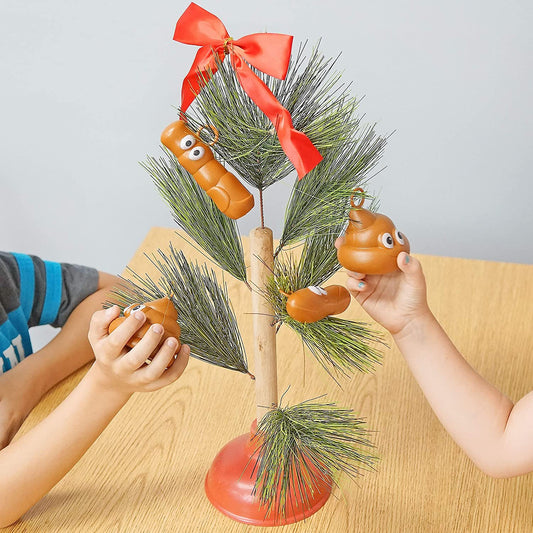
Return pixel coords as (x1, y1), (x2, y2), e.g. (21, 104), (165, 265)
(161, 120), (254, 220)
(337, 188), (410, 275)
(281, 285), (351, 323)
(108, 297), (181, 366)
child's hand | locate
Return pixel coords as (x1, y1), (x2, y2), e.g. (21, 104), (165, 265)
(335, 238), (430, 336)
(87, 306), (189, 395)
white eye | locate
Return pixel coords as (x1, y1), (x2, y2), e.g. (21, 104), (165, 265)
(381, 233), (394, 249)
(179, 135), (196, 150)
(308, 286), (327, 296)
(395, 229), (405, 245)
(126, 303), (145, 313)
(308, 286), (321, 295)
(188, 146), (205, 160)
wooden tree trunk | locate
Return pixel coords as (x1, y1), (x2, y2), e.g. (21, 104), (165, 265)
(249, 227), (278, 422)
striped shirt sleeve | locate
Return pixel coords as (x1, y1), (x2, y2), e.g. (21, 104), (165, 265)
(1, 252), (99, 328)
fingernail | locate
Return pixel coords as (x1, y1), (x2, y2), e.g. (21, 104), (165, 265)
(152, 324), (163, 334)
(405, 254), (410, 264)
(358, 281), (365, 289)
(134, 311), (145, 321)
(166, 337), (177, 347)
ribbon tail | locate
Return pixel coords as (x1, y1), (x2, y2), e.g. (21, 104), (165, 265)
(277, 120), (324, 179)
(232, 55), (322, 179)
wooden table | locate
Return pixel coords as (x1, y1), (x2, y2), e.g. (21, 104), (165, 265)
(8, 228), (533, 532)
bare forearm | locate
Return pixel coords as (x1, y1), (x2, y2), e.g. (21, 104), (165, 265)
(393, 312), (515, 475)
(31, 277), (120, 395)
(0, 366), (130, 527)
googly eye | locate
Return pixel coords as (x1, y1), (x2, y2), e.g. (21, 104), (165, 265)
(188, 146), (206, 161)
(381, 233), (394, 249)
(395, 229), (405, 245)
(179, 135), (196, 150)
(308, 286), (328, 296)
(124, 303), (145, 315)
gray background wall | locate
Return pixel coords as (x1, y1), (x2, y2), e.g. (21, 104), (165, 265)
(1, 0), (532, 276)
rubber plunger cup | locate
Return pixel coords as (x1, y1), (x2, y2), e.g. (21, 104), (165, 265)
(205, 420), (332, 526)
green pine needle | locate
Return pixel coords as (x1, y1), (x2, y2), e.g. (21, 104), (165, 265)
(108, 245), (250, 375)
(142, 150), (248, 283)
(296, 224), (346, 288)
(288, 317), (383, 378)
(252, 396), (377, 520)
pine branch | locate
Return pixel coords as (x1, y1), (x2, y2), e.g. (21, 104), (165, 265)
(185, 42), (361, 191)
(290, 317), (383, 378)
(108, 245), (250, 376)
(142, 150), (248, 283)
(252, 396), (377, 519)
(264, 252), (384, 378)
(278, 125), (387, 254)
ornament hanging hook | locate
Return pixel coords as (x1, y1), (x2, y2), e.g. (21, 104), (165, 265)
(350, 187), (366, 209)
(223, 37), (234, 55)
(196, 124), (219, 146)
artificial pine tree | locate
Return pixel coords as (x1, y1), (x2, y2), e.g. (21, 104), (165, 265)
(113, 4), (389, 525)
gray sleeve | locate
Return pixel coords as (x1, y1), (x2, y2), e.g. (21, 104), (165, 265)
(51, 263), (100, 327)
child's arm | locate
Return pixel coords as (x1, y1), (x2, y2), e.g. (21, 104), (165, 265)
(0, 272), (118, 449)
(393, 307), (533, 478)
(337, 241), (533, 478)
(0, 305), (189, 528)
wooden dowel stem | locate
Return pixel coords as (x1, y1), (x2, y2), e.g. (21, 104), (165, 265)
(249, 227), (278, 423)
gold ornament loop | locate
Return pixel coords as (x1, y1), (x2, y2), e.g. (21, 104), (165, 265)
(196, 124), (220, 146)
(223, 37), (234, 55)
(350, 187), (366, 209)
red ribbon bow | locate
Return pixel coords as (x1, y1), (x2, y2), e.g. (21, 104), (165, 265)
(173, 2), (323, 179)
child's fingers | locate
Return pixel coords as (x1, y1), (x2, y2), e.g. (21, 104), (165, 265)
(397, 252), (422, 277)
(397, 252), (427, 293)
(143, 345), (190, 392)
(346, 271), (366, 280)
(136, 336), (180, 382)
(346, 276), (369, 294)
(102, 311), (147, 359)
(119, 323), (164, 371)
(88, 306), (120, 345)
(334, 236), (345, 250)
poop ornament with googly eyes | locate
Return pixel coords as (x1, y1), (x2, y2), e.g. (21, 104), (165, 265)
(161, 120), (255, 220)
(108, 297), (181, 365)
(281, 285), (351, 323)
(337, 188), (410, 275)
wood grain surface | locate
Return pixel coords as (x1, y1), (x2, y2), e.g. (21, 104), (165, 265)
(6, 227), (532, 533)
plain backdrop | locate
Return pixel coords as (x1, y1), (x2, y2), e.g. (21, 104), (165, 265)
(1, 0), (532, 348)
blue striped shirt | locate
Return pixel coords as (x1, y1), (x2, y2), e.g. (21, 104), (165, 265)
(0, 252), (98, 374)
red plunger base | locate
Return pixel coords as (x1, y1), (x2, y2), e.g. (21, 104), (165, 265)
(205, 421), (332, 526)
